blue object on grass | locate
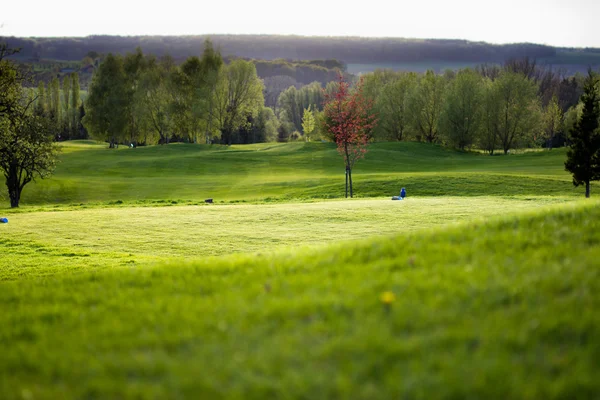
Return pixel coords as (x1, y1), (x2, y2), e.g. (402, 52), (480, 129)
(400, 188), (406, 199)
(0, 218), (8, 223)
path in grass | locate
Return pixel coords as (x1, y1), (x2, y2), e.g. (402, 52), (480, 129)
(1, 196), (574, 280)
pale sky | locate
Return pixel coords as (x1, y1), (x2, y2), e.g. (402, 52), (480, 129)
(2, 0), (599, 48)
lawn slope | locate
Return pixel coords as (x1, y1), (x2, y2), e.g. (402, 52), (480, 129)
(1, 200), (599, 399)
(0, 196), (573, 280)
(1, 141), (590, 208)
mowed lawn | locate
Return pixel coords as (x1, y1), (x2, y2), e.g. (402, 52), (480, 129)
(0, 200), (599, 399)
(0, 140), (590, 207)
(1, 141), (598, 399)
(0, 196), (573, 280)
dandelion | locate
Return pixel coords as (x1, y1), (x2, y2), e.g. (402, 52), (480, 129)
(380, 291), (396, 304)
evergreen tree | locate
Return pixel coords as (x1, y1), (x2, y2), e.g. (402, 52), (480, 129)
(34, 81), (46, 116)
(565, 70), (600, 198)
(62, 75), (71, 134)
(70, 73), (81, 138)
(49, 77), (61, 136)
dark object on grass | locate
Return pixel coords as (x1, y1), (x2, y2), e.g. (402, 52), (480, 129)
(205, 198), (213, 204)
(401, 188), (406, 199)
(0, 218), (8, 223)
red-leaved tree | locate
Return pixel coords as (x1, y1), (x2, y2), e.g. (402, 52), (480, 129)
(323, 74), (377, 198)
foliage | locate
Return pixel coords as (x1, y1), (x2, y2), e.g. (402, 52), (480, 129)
(0, 44), (59, 208)
(489, 71), (542, 154)
(565, 70), (600, 198)
(277, 82), (324, 133)
(82, 53), (128, 147)
(70, 72), (82, 138)
(408, 70), (446, 143)
(440, 68), (483, 150)
(213, 59), (264, 145)
(479, 78), (500, 154)
(542, 95), (563, 149)
(376, 72), (417, 141)
(138, 55), (175, 145)
(323, 74), (377, 198)
(301, 105), (315, 141)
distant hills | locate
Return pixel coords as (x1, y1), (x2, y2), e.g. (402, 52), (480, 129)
(3, 34), (600, 75)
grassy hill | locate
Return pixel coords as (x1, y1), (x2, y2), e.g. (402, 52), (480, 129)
(1, 199), (598, 399)
(1, 141), (597, 398)
(0, 140), (589, 208)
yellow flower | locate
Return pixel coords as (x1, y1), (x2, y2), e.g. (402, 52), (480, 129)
(380, 291), (396, 304)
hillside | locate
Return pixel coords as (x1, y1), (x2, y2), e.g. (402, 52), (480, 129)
(1, 141), (589, 208)
(1, 199), (598, 398)
(3, 35), (600, 75)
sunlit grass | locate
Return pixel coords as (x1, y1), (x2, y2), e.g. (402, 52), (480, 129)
(0, 200), (598, 399)
(0, 196), (573, 281)
(0, 141), (590, 208)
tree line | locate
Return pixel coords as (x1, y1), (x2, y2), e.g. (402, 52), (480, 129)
(3, 35), (561, 65)
(75, 41), (595, 154)
(337, 60), (589, 154)
(83, 40), (275, 146)
(33, 73), (86, 140)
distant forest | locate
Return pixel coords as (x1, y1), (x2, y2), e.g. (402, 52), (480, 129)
(3, 35), (600, 66)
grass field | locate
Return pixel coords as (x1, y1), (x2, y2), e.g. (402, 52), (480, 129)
(0, 141), (589, 208)
(1, 141), (598, 399)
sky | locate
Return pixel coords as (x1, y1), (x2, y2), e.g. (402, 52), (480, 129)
(2, 0), (599, 48)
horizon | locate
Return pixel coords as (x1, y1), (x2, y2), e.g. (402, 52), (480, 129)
(2, 32), (598, 50)
(2, 0), (599, 48)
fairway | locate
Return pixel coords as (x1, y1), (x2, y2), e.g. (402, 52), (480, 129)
(0, 196), (571, 280)
(1, 141), (598, 399)
(1, 141), (590, 207)
(1, 200), (599, 399)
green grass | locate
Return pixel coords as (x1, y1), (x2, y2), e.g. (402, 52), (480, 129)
(1, 200), (599, 399)
(0, 141), (590, 208)
(1, 141), (597, 398)
(0, 196), (573, 281)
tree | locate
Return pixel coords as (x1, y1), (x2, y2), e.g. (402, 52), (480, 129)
(138, 56), (175, 145)
(48, 77), (61, 136)
(440, 68), (483, 150)
(322, 74), (377, 198)
(376, 73), (416, 141)
(301, 106), (315, 141)
(480, 78), (499, 154)
(542, 95), (563, 149)
(0, 44), (58, 208)
(408, 70), (446, 143)
(200, 39), (224, 144)
(83, 53), (128, 147)
(70, 73), (81, 138)
(62, 74), (71, 135)
(213, 59), (264, 145)
(34, 81), (46, 117)
(170, 42), (223, 144)
(565, 70), (600, 198)
(492, 71), (542, 154)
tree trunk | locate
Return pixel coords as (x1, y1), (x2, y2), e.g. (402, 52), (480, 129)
(7, 182), (21, 208)
(345, 166), (349, 198)
(586, 180), (590, 198)
(349, 168), (353, 198)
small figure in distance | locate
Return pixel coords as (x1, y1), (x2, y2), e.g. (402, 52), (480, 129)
(400, 187), (406, 200)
